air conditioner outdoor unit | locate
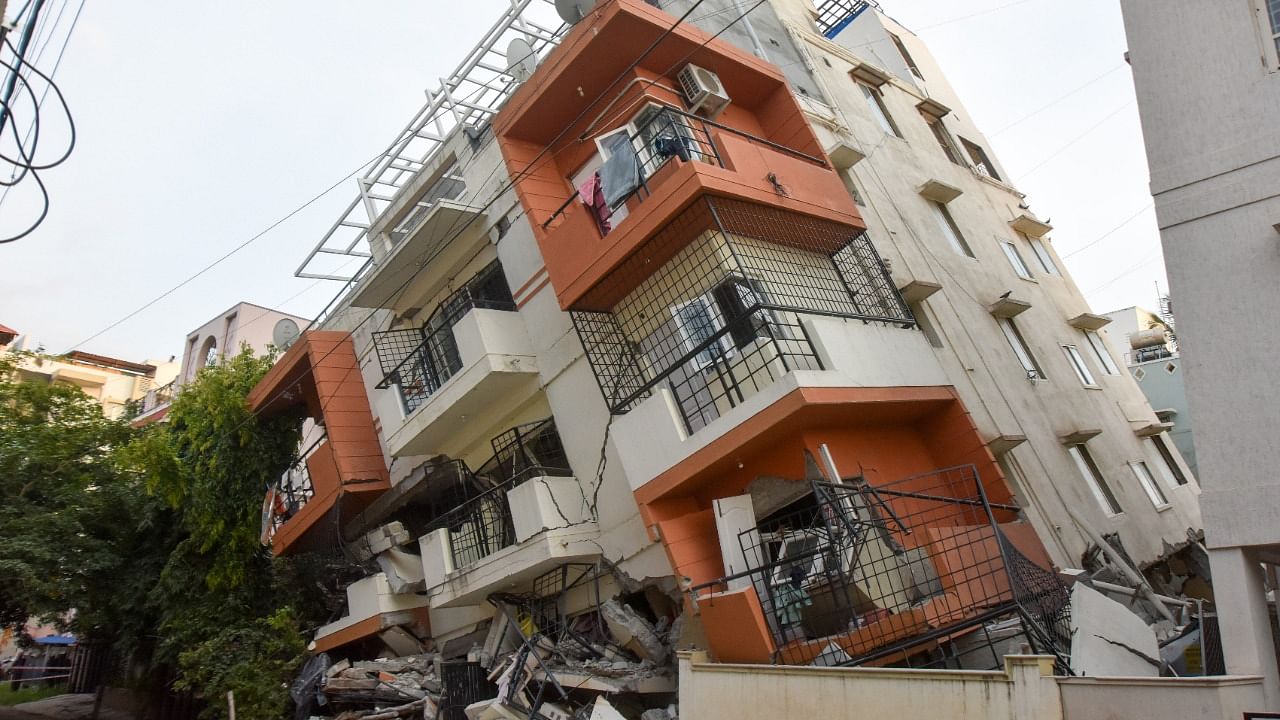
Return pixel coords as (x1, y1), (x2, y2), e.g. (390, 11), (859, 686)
(678, 63), (731, 118)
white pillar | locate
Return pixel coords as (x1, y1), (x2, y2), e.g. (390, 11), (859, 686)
(1209, 547), (1280, 708)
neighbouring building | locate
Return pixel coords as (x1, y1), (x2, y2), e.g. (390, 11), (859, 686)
(127, 301), (309, 425)
(1121, 0), (1280, 705)
(1102, 303), (1197, 479)
(1, 323), (178, 421)
(247, 0), (1234, 716)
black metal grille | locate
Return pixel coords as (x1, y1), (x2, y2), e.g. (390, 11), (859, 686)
(438, 661), (497, 720)
(265, 435), (325, 542)
(691, 465), (1071, 672)
(570, 197), (913, 432)
(426, 418), (574, 570)
(124, 380), (177, 420)
(814, 0), (877, 38)
(375, 260), (516, 412)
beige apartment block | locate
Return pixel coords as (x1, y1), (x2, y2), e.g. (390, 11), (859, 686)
(1121, 0), (1280, 706)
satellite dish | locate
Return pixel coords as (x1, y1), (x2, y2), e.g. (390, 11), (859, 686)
(273, 318), (301, 351)
(505, 37), (538, 83)
(555, 0), (596, 25)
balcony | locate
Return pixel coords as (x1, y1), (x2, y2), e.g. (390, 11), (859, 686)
(570, 196), (915, 434)
(247, 331), (391, 556)
(688, 466), (1070, 671)
(539, 108), (861, 312)
(405, 420), (599, 607)
(125, 379), (176, 425)
(493, 0), (862, 313)
(375, 274), (539, 459)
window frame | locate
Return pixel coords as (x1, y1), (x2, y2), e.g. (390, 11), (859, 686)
(1000, 239), (1034, 280)
(929, 201), (975, 258)
(959, 136), (1001, 181)
(858, 81), (901, 138)
(1254, 0), (1280, 71)
(924, 115), (964, 165)
(1068, 444), (1124, 516)
(672, 295), (732, 370)
(889, 32), (924, 80)
(1062, 344), (1098, 387)
(1148, 435), (1189, 486)
(1027, 235), (1060, 275)
(998, 317), (1045, 381)
(1084, 330), (1120, 375)
(1129, 460), (1170, 509)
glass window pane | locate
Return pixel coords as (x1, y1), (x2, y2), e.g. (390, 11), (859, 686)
(1002, 241), (1032, 279)
(1029, 237), (1059, 275)
(1000, 319), (1042, 378)
(1131, 461), (1168, 507)
(1085, 331), (1119, 375)
(1148, 436), (1189, 486)
(1069, 445), (1123, 515)
(931, 202), (973, 257)
(1063, 345), (1096, 386)
(861, 83), (899, 137)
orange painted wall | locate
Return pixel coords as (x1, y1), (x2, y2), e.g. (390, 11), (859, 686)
(491, 0), (864, 312)
(248, 331), (390, 555)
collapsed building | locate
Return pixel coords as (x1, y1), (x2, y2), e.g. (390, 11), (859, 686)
(247, 0), (1238, 717)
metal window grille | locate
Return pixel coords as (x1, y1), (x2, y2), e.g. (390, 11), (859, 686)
(374, 260), (516, 412)
(570, 197), (913, 432)
(425, 418), (574, 570)
(690, 465), (1072, 673)
(814, 0), (879, 38)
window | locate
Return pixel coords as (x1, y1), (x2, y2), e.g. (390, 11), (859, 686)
(929, 201), (974, 257)
(1068, 444), (1123, 515)
(1148, 435), (1189, 486)
(840, 169), (866, 207)
(859, 82), (900, 137)
(890, 33), (924, 79)
(1000, 240), (1033, 280)
(1062, 344), (1097, 387)
(1026, 235), (1059, 275)
(674, 296), (729, 368)
(910, 302), (944, 348)
(1255, 0), (1280, 69)
(673, 277), (773, 367)
(925, 115), (963, 165)
(1130, 461), (1169, 508)
(999, 317), (1045, 380)
(960, 137), (1001, 181)
(1084, 331), (1119, 375)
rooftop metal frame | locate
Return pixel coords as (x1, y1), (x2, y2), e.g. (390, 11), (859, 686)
(296, 0), (568, 282)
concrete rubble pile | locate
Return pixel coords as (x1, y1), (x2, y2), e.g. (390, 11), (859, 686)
(299, 585), (681, 720)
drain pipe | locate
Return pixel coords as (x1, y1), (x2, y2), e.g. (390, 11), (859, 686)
(731, 0), (771, 62)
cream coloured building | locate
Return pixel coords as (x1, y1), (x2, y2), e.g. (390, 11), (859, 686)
(246, 0), (1221, 711)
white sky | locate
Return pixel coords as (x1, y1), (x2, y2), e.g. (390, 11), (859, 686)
(0, 0), (1168, 361)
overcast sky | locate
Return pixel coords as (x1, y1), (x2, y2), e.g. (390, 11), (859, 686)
(0, 0), (1167, 361)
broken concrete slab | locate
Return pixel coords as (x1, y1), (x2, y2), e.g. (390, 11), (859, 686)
(601, 600), (668, 664)
(588, 696), (628, 720)
(380, 626), (426, 657)
(1069, 583), (1161, 677)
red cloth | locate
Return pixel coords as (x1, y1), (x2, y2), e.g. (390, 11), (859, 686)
(578, 172), (612, 235)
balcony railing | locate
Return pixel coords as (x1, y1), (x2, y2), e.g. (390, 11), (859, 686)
(373, 262), (517, 413)
(690, 465), (1072, 673)
(544, 105), (827, 234)
(264, 434), (326, 541)
(814, 0), (878, 38)
(571, 197), (914, 433)
(124, 380), (176, 420)
(424, 418), (574, 570)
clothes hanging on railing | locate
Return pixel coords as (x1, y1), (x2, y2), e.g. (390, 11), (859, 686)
(654, 134), (692, 163)
(600, 133), (642, 209)
(578, 171), (612, 234)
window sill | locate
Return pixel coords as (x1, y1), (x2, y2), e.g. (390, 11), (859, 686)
(1152, 503), (1173, 513)
(1081, 384), (1102, 390)
(1017, 276), (1038, 284)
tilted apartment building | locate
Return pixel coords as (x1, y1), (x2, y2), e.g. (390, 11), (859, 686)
(248, 0), (1205, 695)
